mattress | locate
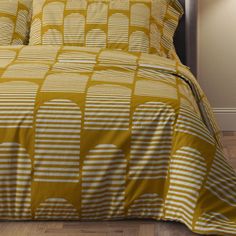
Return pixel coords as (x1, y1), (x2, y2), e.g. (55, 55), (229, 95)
(0, 45), (235, 235)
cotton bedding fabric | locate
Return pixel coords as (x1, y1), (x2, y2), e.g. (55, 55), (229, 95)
(0, 45), (235, 236)
(29, 0), (183, 60)
(0, 0), (32, 45)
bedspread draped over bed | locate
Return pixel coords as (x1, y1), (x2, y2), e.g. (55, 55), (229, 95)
(0, 45), (235, 235)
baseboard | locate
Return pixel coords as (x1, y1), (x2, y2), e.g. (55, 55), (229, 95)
(213, 108), (236, 131)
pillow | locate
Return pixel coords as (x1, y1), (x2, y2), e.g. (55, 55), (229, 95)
(162, 0), (184, 60)
(0, 0), (32, 45)
(29, 0), (183, 57)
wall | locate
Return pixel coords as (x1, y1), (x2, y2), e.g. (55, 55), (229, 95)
(198, 0), (236, 130)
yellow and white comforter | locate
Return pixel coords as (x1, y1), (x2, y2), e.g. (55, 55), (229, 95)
(0, 46), (235, 235)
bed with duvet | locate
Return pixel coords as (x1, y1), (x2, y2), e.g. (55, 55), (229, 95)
(0, 0), (236, 235)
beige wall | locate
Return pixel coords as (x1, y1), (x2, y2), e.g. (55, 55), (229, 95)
(198, 0), (236, 108)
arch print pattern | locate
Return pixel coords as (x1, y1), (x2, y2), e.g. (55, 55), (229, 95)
(34, 99), (81, 183)
(0, 45), (235, 235)
(29, 0), (183, 59)
(0, 0), (32, 45)
(34, 198), (79, 220)
(82, 144), (126, 220)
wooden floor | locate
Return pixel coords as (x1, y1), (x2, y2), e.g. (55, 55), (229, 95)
(0, 132), (235, 236)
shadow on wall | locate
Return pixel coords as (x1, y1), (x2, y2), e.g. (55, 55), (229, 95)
(199, 0), (228, 16)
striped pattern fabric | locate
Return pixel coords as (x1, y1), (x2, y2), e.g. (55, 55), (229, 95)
(29, 0), (183, 60)
(195, 212), (236, 235)
(0, 45), (235, 236)
(205, 148), (236, 206)
(0, 81), (37, 128)
(34, 198), (79, 220)
(34, 99), (81, 183)
(82, 144), (126, 220)
(84, 85), (131, 131)
(165, 147), (207, 228)
(0, 0), (32, 45)
(129, 102), (174, 180)
(127, 194), (163, 218)
(0, 142), (31, 219)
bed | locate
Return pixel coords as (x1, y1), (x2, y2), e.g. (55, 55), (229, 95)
(0, 1), (235, 235)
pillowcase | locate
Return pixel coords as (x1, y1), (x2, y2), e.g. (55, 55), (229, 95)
(162, 0), (184, 60)
(0, 0), (32, 45)
(29, 0), (183, 57)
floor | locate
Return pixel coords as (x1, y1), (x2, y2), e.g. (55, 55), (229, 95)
(0, 132), (235, 236)
(222, 131), (236, 168)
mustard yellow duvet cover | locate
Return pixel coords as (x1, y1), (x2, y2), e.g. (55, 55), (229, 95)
(0, 45), (235, 235)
